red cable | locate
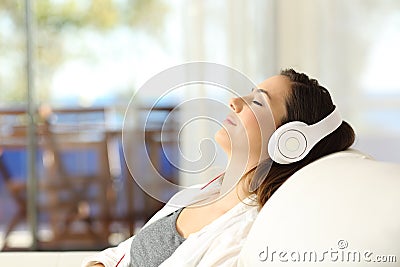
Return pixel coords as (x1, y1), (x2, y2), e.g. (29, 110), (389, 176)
(115, 254), (125, 267)
(200, 173), (224, 190)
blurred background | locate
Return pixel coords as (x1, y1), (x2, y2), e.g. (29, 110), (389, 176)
(0, 0), (399, 251)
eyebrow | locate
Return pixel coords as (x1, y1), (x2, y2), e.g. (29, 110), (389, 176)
(252, 88), (271, 99)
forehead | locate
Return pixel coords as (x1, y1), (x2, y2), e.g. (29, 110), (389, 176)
(256, 75), (291, 97)
(256, 75), (291, 124)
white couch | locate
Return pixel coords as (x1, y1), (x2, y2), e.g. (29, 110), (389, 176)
(1, 150), (399, 267)
(239, 149), (400, 266)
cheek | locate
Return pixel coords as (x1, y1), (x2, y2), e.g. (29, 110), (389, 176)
(241, 112), (262, 143)
(269, 102), (285, 128)
(242, 109), (276, 155)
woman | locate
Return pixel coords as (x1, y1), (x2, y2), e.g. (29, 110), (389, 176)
(82, 69), (355, 267)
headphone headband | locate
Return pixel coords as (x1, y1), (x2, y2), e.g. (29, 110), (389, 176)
(306, 107), (342, 145)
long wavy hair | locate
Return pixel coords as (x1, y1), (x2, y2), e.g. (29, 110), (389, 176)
(248, 69), (355, 208)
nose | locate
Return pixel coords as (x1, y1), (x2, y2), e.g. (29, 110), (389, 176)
(229, 97), (244, 113)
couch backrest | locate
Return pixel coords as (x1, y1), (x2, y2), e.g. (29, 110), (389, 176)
(239, 150), (400, 266)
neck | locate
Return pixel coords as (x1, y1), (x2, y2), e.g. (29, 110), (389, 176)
(218, 153), (257, 201)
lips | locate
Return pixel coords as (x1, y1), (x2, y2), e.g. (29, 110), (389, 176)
(225, 116), (237, 126)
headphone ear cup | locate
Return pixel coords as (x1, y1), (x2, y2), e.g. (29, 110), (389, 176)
(268, 108), (342, 164)
(268, 121), (308, 164)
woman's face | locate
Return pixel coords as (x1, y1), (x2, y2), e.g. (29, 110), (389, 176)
(215, 75), (291, 164)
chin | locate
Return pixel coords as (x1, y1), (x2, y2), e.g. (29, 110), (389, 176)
(215, 128), (231, 155)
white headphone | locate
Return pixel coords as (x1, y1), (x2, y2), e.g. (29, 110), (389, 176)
(267, 107), (342, 164)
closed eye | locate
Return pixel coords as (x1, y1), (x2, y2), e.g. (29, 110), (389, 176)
(252, 100), (263, 106)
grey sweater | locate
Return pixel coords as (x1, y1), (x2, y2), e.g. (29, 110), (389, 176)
(130, 208), (186, 267)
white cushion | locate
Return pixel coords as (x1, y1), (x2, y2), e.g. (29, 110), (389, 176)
(239, 149), (400, 266)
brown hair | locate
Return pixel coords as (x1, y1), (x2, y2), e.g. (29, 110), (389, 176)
(250, 69), (355, 208)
